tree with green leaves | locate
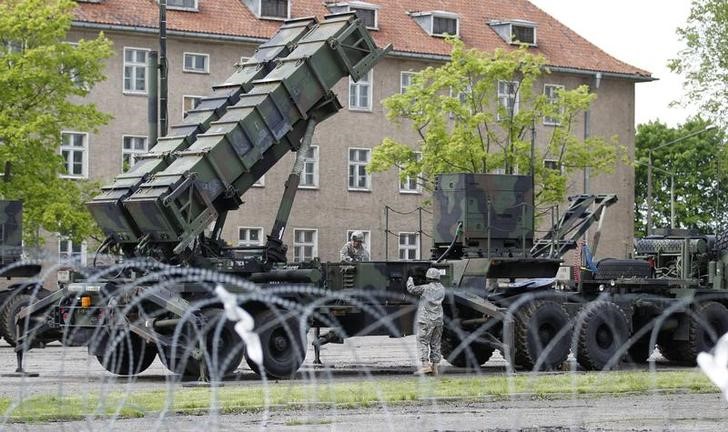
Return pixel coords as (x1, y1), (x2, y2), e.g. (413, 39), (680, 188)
(368, 39), (623, 210)
(0, 0), (112, 246)
(669, 0), (728, 125)
(634, 118), (727, 236)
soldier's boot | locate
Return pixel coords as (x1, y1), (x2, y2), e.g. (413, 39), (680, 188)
(431, 362), (439, 376)
(413, 363), (432, 375)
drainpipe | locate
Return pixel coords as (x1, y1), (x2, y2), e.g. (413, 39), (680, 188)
(159, 0), (168, 137)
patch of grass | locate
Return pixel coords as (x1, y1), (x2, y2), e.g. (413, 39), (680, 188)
(285, 418), (333, 426)
(0, 370), (718, 423)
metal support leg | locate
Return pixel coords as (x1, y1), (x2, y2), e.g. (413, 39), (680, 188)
(313, 327), (323, 366)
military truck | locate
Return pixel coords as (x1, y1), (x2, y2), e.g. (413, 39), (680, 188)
(0, 200), (42, 346)
(14, 13), (728, 379)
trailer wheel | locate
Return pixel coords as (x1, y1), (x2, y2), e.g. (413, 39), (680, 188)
(95, 331), (158, 376)
(245, 310), (306, 379)
(441, 329), (495, 368)
(159, 310), (245, 379)
(0, 292), (33, 347)
(688, 301), (728, 359)
(576, 301), (629, 370)
(513, 301), (572, 371)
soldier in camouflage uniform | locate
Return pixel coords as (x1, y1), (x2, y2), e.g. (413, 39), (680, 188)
(340, 231), (370, 262)
(407, 267), (445, 375)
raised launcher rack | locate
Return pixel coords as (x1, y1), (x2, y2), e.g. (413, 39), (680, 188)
(87, 17), (319, 248)
(117, 13), (389, 258)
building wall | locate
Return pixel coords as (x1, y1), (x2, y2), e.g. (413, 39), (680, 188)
(66, 27), (636, 263)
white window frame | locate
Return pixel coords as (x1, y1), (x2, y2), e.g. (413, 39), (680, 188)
(399, 151), (422, 194)
(543, 84), (564, 126)
(543, 158), (564, 174)
(238, 226), (264, 247)
(350, 3), (379, 30)
(398, 232), (420, 261)
(348, 147), (371, 191)
(293, 228), (318, 262)
(299, 145), (319, 189)
(58, 236), (87, 266)
(259, 0), (291, 20)
(511, 23), (537, 46)
(182, 52), (209, 74)
(346, 230), (371, 255)
(122, 47), (149, 95)
(121, 135), (148, 173)
(400, 71), (416, 94)
(60, 131), (89, 179)
(431, 12), (459, 37)
(183, 95), (203, 117)
(497, 80), (520, 121)
(165, 0), (198, 11)
(349, 69), (373, 111)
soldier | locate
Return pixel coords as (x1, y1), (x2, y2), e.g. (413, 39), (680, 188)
(407, 267), (445, 376)
(340, 231), (370, 262)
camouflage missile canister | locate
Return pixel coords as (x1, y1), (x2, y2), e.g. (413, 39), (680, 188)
(433, 173), (534, 258)
(87, 17), (318, 245)
(122, 13), (389, 254)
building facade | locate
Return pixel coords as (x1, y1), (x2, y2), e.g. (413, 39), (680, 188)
(62, 0), (652, 263)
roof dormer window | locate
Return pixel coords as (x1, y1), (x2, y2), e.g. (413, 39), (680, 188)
(489, 20), (537, 46)
(243, 0), (290, 20)
(325, 2), (380, 30)
(410, 11), (459, 37)
(165, 0), (198, 11)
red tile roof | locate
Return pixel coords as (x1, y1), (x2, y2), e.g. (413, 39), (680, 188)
(73, 0), (651, 79)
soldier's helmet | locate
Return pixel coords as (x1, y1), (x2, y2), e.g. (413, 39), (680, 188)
(351, 231), (365, 242)
(426, 267), (441, 280)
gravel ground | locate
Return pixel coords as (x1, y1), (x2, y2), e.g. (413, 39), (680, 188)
(0, 335), (724, 431)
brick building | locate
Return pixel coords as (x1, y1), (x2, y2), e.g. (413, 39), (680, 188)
(61, 0), (652, 263)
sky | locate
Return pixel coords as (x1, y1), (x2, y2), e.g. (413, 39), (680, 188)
(529, 0), (694, 127)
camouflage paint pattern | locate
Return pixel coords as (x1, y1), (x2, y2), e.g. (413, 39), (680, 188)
(433, 173), (534, 258)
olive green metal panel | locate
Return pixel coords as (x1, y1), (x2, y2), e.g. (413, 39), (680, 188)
(87, 17), (317, 245)
(0, 200), (22, 265)
(123, 13), (390, 255)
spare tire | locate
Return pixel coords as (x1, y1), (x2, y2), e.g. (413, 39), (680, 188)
(595, 259), (652, 280)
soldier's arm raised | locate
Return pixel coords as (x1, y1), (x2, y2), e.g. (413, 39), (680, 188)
(406, 277), (424, 296)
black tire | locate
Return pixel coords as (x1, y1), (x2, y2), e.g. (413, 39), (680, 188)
(441, 329), (495, 368)
(513, 301), (572, 370)
(594, 259), (652, 280)
(716, 231), (728, 254)
(95, 331), (158, 376)
(245, 310), (306, 379)
(0, 292), (33, 347)
(687, 302), (728, 362)
(160, 310), (245, 379)
(576, 301), (630, 370)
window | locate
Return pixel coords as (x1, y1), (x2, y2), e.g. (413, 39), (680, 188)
(123, 47), (148, 94)
(348, 148), (371, 191)
(497, 80), (519, 120)
(238, 227), (264, 247)
(253, 175), (265, 187)
(346, 230), (371, 254)
(352, 6), (377, 29)
(183, 95), (203, 117)
(167, 0), (198, 10)
(399, 152), (422, 194)
(260, 0), (289, 19)
(293, 229), (317, 262)
(60, 132), (88, 178)
(400, 71), (415, 94)
(183, 52), (208, 73)
(543, 84), (564, 126)
(349, 69), (372, 111)
(59, 237), (86, 265)
(433, 15), (458, 36)
(122, 136), (148, 172)
(63, 42), (85, 88)
(512, 24), (536, 45)
(299, 145), (319, 188)
(398, 232), (419, 260)
(544, 159), (563, 174)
